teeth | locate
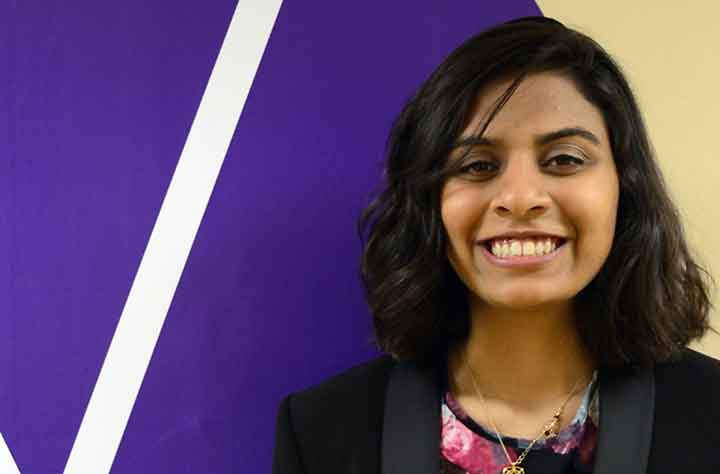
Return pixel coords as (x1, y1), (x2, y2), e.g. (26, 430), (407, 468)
(522, 240), (534, 256)
(489, 238), (559, 258)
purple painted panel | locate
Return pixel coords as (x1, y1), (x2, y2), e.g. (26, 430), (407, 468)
(116, 1), (541, 473)
(7, 1), (236, 472)
(6, 1), (543, 473)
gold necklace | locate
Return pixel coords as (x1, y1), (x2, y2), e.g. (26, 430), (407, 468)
(463, 359), (584, 474)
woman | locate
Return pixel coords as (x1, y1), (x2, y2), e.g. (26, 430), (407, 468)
(272, 16), (719, 474)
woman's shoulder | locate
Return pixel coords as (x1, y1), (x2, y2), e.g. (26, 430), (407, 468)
(652, 348), (720, 422)
(275, 355), (396, 472)
(284, 355), (396, 431)
(645, 350), (720, 473)
(654, 347), (720, 382)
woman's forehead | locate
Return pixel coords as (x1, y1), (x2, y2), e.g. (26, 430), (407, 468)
(460, 72), (609, 146)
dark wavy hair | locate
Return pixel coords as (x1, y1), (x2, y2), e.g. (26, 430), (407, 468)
(358, 16), (716, 368)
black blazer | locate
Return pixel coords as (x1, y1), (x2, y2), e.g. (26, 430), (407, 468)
(272, 349), (720, 474)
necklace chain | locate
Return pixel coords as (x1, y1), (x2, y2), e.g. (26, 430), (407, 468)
(463, 357), (585, 473)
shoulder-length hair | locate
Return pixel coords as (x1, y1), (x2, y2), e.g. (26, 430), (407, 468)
(358, 16), (715, 367)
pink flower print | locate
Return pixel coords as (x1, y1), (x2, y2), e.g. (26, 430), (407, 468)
(441, 408), (515, 474)
(577, 420), (598, 467)
(544, 419), (584, 455)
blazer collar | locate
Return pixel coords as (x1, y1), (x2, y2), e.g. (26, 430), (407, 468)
(381, 358), (655, 474)
(594, 364), (655, 474)
(381, 359), (442, 474)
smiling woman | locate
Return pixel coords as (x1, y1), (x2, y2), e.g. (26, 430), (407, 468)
(272, 16), (720, 474)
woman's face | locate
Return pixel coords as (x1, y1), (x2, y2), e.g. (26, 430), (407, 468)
(440, 72), (619, 312)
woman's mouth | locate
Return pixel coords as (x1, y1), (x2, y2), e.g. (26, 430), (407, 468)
(479, 237), (568, 267)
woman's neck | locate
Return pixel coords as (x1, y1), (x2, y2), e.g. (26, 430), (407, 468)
(449, 298), (595, 412)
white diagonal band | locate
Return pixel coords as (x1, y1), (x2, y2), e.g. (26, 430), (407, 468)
(0, 433), (20, 474)
(62, 1), (283, 473)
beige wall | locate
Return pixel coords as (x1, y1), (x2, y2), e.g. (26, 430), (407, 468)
(536, 1), (720, 358)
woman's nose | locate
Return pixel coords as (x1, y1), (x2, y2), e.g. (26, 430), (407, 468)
(490, 157), (552, 219)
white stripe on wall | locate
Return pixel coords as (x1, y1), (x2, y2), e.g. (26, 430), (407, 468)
(62, 1), (283, 473)
(0, 433), (20, 474)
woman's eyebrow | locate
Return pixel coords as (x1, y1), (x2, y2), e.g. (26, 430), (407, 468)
(452, 126), (601, 149)
(536, 127), (601, 146)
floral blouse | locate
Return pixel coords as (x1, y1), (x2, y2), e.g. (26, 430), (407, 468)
(440, 373), (599, 474)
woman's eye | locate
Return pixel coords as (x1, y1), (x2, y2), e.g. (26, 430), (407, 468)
(459, 160), (497, 175)
(545, 154), (585, 170)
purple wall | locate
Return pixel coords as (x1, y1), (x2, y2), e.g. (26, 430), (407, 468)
(4, 1), (540, 472)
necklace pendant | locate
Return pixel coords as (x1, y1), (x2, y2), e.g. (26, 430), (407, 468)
(502, 465), (525, 474)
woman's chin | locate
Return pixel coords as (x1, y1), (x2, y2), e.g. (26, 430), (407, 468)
(473, 290), (571, 313)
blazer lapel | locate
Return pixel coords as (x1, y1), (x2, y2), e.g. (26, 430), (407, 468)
(594, 364), (655, 474)
(381, 360), (441, 474)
